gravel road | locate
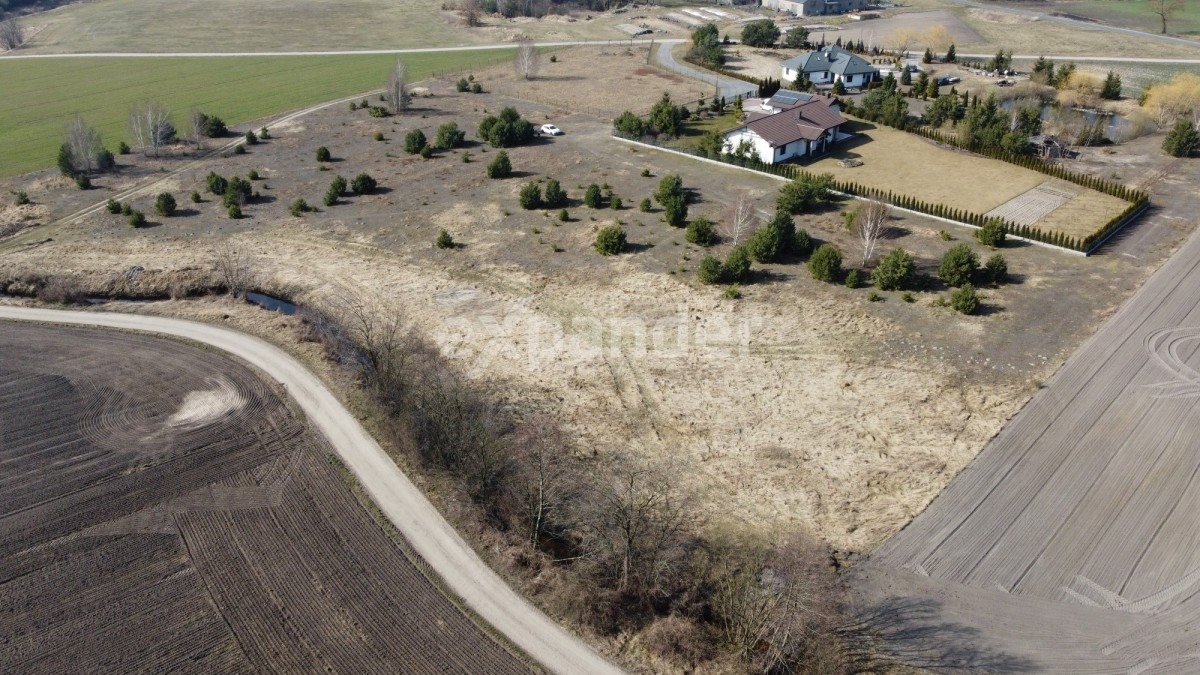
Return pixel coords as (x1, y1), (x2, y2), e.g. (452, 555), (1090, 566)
(0, 306), (622, 675)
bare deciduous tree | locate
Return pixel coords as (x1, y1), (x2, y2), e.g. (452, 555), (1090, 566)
(514, 38), (540, 80)
(128, 101), (176, 156)
(461, 0), (482, 26)
(0, 17), (24, 51)
(186, 108), (208, 150)
(854, 195), (891, 266)
(212, 241), (253, 299)
(722, 189), (757, 246)
(889, 28), (918, 57)
(710, 536), (850, 673)
(64, 116), (104, 174)
(574, 459), (694, 599)
(507, 418), (581, 550)
(1150, 0), (1185, 34)
(386, 59), (411, 114)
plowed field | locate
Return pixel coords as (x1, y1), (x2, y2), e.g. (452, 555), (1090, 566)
(0, 321), (526, 674)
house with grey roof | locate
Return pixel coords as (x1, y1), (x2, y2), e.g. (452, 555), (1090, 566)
(781, 45), (878, 89)
(763, 0), (869, 16)
(721, 91), (848, 164)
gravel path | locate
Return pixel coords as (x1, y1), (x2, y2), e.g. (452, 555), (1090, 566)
(0, 306), (622, 675)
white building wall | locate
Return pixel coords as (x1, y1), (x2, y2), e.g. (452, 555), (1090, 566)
(723, 129), (816, 164)
(722, 129), (776, 164)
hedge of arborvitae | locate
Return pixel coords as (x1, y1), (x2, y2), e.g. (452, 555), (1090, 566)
(616, 74), (1149, 253)
(704, 151), (1149, 253)
(907, 124), (1149, 203)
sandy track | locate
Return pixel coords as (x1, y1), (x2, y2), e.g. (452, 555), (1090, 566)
(855, 178), (1200, 669)
(0, 306), (620, 675)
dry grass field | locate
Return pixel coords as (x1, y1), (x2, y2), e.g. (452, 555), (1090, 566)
(0, 321), (526, 672)
(0, 47), (1176, 554)
(768, 2), (1200, 59)
(11, 0), (748, 54)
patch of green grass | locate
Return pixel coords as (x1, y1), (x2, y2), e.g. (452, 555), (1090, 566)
(668, 111), (741, 151)
(1052, 0), (1200, 37)
(0, 50), (515, 178)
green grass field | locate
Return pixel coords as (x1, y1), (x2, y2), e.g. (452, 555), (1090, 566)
(1052, 0), (1200, 37)
(0, 50), (515, 178)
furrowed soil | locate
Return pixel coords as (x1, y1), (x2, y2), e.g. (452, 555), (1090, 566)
(0, 321), (527, 673)
(1, 45), (1189, 554)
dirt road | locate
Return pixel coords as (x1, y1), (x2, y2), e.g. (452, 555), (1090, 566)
(855, 161), (1200, 671)
(0, 306), (621, 675)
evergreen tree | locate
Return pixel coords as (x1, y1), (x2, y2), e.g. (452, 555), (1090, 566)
(1163, 120), (1200, 157)
(1101, 71), (1122, 100)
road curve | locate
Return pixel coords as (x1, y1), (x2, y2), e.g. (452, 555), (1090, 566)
(0, 305), (622, 675)
(653, 41), (757, 100)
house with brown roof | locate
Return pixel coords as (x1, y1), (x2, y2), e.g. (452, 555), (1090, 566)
(721, 90), (848, 164)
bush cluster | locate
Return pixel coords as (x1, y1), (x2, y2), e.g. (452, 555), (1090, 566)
(594, 225), (626, 255)
(478, 107), (535, 148)
(808, 243), (842, 282)
(405, 129), (428, 154)
(351, 173), (377, 195)
(543, 179), (567, 208)
(685, 218), (716, 247)
(871, 248), (915, 290)
(519, 182), (542, 209)
(938, 244), (979, 287)
(154, 192), (176, 217)
(486, 151), (512, 178)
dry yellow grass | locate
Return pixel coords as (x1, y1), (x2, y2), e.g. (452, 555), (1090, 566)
(813, 123), (1040, 209)
(807, 121), (1128, 236)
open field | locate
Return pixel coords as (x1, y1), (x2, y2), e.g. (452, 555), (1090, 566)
(760, 3), (1200, 59)
(0, 321), (526, 672)
(1026, 0), (1200, 37)
(0, 50), (517, 178)
(1, 46), (1182, 553)
(955, 5), (1200, 59)
(10, 0), (746, 54)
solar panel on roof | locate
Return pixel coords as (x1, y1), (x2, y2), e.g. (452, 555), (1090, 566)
(770, 90), (808, 105)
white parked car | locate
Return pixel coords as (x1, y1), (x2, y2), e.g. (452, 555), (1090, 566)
(540, 124), (563, 136)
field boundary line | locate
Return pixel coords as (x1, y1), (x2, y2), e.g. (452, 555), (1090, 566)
(612, 136), (1087, 256)
(0, 39), (686, 60)
(1084, 201), (1153, 255)
(0, 306), (623, 675)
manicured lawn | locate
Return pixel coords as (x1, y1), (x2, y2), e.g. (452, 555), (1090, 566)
(0, 50), (515, 178)
(668, 110), (741, 151)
